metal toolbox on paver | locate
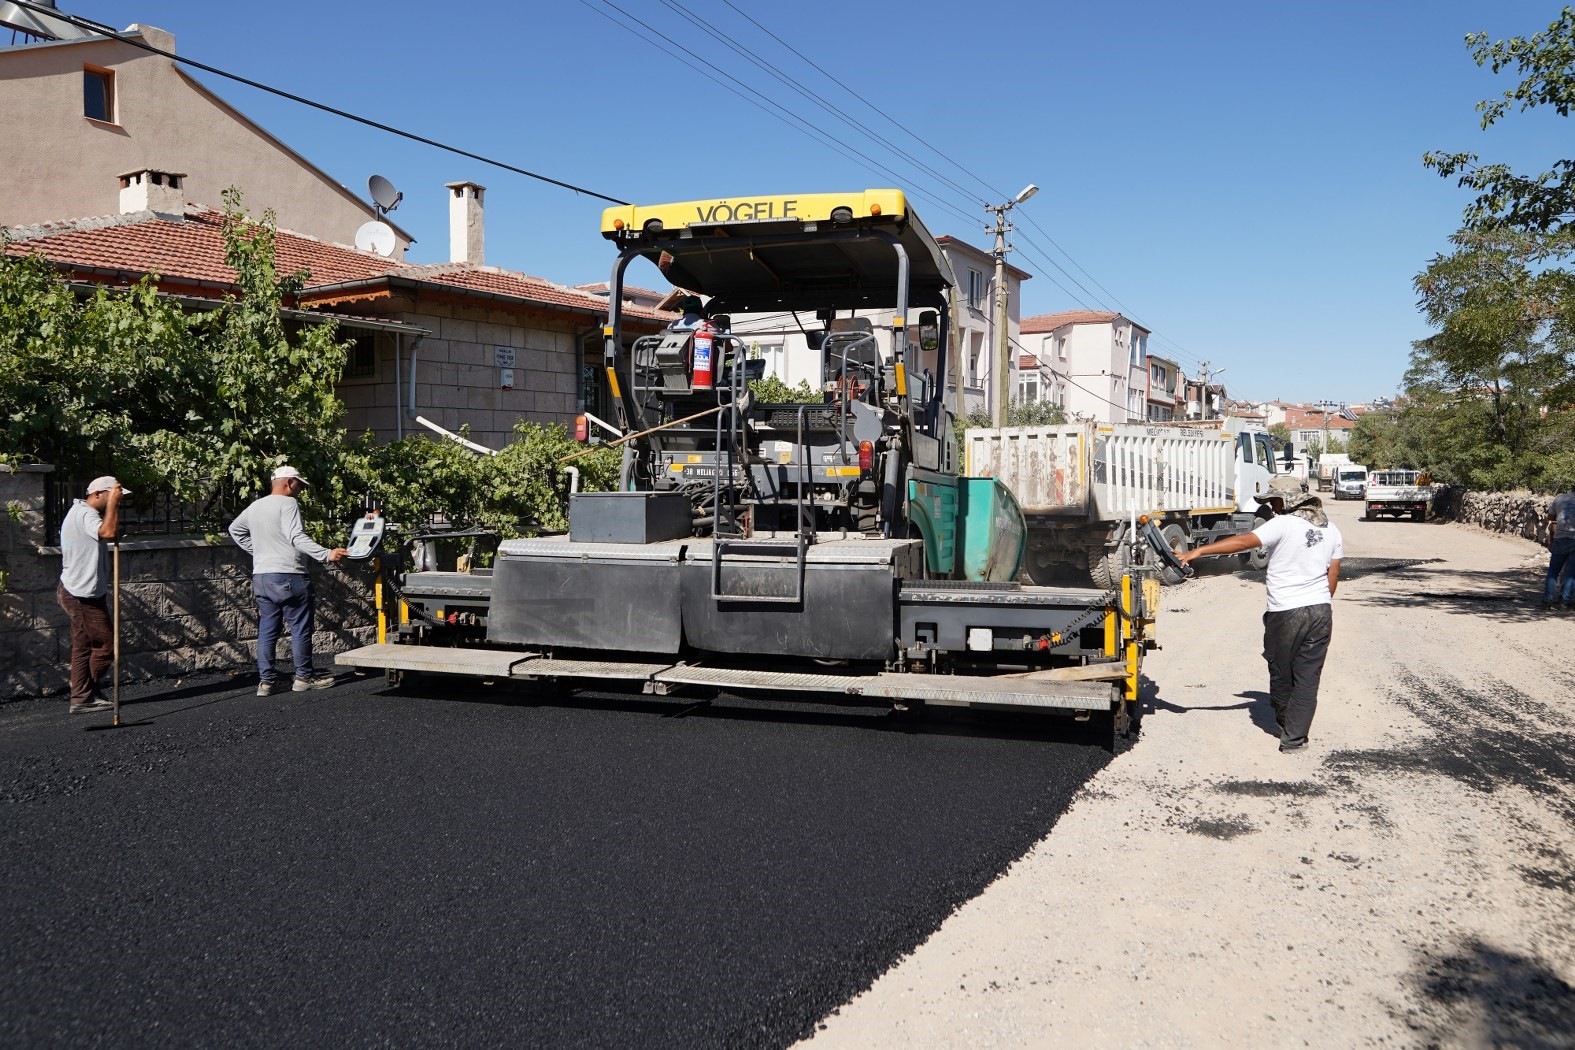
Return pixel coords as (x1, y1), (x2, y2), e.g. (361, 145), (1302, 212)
(569, 491), (692, 543)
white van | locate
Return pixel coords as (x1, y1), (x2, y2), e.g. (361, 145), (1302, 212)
(1334, 465), (1368, 500)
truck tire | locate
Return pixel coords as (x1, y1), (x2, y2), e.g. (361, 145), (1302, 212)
(1158, 524), (1189, 586)
(1411, 507), (1425, 522)
(1023, 547), (1068, 586)
(1087, 544), (1130, 590)
(1244, 545), (1269, 571)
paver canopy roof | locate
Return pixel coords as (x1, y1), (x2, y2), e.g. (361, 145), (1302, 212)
(601, 190), (955, 314)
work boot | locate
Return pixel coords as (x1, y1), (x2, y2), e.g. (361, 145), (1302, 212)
(69, 698), (114, 713)
(293, 675), (336, 692)
(256, 680), (279, 697)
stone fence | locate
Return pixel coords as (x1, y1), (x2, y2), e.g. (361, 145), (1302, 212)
(1, 465), (375, 704)
(1432, 486), (1555, 546)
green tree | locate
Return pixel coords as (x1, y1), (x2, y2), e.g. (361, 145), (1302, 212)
(1424, 7), (1575, 236)
(747, 373), (818, 403)
(950, 397), (1069, 449)
(1, 190), (352, 526)
(1408, 227), (1575, 487)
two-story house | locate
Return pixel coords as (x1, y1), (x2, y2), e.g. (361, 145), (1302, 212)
(1019, 310), (1151, 423)
(1145, 355), (1182, 421)
(0, 17), (414, 256)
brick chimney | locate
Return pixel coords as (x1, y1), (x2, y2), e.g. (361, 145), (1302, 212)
(446, 181), (485, 265)
(118, 169), (187, 217)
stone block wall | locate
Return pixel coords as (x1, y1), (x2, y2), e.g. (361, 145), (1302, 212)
(1, 466), (376, 703)
(1433, 487), (1555, 545)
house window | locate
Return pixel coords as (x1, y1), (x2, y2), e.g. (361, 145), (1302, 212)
(750, 341), (785, 381)
(83, 68), (114, 123)
(345, 332), (377, 379)
(967, 269), (985, 309)
(1055, 335), (1067, 359)
(1019, 371), (1041, 403)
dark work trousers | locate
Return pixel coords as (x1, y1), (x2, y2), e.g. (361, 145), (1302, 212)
(253, 573), (316, 683)
(56, 583), (113, 705)
(1262, 603), (1333, 748)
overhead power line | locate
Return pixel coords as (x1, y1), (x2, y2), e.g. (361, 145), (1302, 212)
(5, 0), (630, 205)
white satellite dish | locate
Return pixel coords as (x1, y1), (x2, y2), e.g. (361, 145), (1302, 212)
(355, 220), (396, 257)
(368, 175), (402, 213)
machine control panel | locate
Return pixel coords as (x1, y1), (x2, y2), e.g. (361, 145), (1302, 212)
(345, 511), (386, 560)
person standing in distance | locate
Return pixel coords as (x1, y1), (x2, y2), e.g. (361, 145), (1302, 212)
(228, 466), (348, 695)
(56, 476), (130, 713)
(1542, 482), (1575, 611)
(1177, 477), (1344, 753)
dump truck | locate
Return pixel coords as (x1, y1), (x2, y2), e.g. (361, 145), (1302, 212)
(336, 190), (1179, 742)
(966, 419), (1286, 586)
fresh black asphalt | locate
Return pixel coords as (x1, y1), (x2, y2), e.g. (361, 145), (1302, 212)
(1, 670), (1113, 1048)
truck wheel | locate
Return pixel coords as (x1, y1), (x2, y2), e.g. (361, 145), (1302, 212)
(1023, 548), (1067, 586)
(1244, 546), (1269, 571)
(1411, 507), (1425, 522)
(1087, 544), (1130, 590)
(1158, 524), (1189, 586)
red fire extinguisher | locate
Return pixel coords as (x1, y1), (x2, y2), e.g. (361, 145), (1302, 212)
(691, 320), (714, 391)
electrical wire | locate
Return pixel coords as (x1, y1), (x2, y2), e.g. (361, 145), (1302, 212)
(576, 0), (986, 236)
(716, 0), (1007, 206)
(5, 0), (631, 205)
(23, 0), (1218, 384)
(660, 0), (987, 208)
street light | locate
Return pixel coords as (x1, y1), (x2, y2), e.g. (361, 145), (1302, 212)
(990, 183), (1038, 427)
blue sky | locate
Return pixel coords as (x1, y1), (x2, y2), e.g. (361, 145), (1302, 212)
(63, 0), (1569, 405)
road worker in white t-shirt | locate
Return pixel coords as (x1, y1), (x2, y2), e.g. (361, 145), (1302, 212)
(1178, 477), (1344, 754)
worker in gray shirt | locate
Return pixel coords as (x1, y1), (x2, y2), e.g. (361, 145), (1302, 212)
(56, 475), (130, 713)
(228, 465), (348, 695)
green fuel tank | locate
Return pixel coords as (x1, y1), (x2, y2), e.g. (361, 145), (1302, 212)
(908, 473), (1027, 582)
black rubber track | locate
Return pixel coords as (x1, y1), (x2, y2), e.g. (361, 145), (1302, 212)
(0, 672), (1111, 1049)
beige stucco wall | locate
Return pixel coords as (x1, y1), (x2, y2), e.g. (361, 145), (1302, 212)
(0, 26), (409, 255)
(338, 298), (587, 450)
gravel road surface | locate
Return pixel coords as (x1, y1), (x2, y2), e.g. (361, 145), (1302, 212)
(804, 495), (1575, 1048)
(2, 665), (1112, 1047)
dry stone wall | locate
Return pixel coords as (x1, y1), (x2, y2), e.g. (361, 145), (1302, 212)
(1, 466), (375, 704)
(1432, 487), (1555, 545)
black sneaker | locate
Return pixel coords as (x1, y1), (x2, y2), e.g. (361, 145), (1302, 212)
(1279, 740), (1309, 753)
(69, 698), (114, 713)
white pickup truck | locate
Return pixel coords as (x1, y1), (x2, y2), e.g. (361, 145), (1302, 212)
(1364, 469), (1435, 521)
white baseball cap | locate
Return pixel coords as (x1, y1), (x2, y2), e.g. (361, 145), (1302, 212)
(271, 465), (309, 486)
(86, 475), (131, 496)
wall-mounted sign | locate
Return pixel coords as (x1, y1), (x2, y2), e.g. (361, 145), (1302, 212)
(494, 346), (516, 368)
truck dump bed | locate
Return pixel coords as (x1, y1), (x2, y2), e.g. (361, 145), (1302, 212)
(965, 423), (1237, 518)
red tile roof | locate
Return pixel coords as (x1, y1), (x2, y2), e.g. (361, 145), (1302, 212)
(1282, 407), (1356, 430)
(1022, 309), (1149, 335)
(4, 209), (670, 322)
